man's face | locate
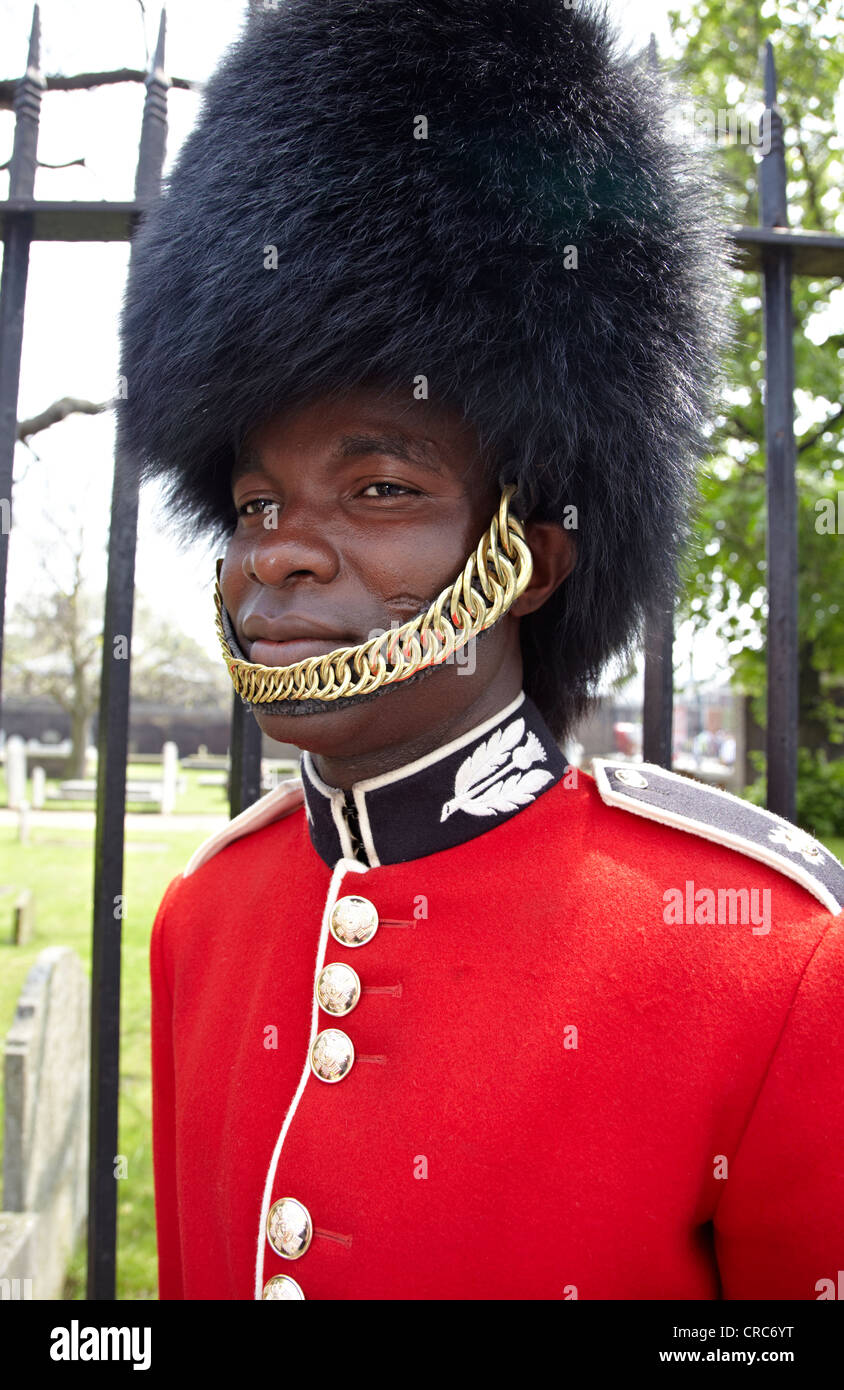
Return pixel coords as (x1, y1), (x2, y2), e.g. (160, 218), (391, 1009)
(219, 387), (523, 762)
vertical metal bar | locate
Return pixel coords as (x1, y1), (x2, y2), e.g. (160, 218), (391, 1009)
(641, 33), (674, 768)
(0, 5), (43, 713)
(643, 600), (674, 767)
(229, 693), (263, 818)
(759, 43), (798, 821)
(87, 10), (170, 1301)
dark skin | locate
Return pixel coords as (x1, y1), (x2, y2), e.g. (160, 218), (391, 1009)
(220, 387), (575, 789)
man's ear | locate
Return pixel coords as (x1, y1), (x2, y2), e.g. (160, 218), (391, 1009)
(510, 520), (576, 617)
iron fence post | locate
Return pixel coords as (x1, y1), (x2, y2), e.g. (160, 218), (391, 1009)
(86, 10), (170, 1301)
(0, 5), (43, 709)
(759, 42), (798, 821)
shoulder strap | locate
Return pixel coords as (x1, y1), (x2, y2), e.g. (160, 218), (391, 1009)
(182, 778), (305, 878)
(591, 759), (843, 915)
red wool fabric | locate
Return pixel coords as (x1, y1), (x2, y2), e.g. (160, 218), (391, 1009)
(149, 771), (844, 1300)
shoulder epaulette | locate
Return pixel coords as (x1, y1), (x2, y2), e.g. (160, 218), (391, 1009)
(591, 759), (843, 915)
(182, 777), (305, 878)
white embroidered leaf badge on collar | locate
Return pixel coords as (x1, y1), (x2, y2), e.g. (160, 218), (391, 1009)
(441, 717), (553, 821)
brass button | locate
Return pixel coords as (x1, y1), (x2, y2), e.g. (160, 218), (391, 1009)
(266, 1197), (313, 1260)
(310, 1027), (355, 1083)
(316, 962), (361, 1016)
(615, 768), (648, 789)
(329, 895), (379, 947)
(262, 1274), (305, 1300)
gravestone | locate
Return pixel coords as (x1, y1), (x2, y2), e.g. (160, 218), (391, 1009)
(0, 1215), (37, 1298)
(5, 736), (26, 810)
(30, 767), (46, 810)
(161, 740), (179, 814)
(2, 947), (89, 1298)
(12, 890), (33, 945)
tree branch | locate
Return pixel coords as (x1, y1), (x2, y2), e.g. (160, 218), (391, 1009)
(17, 396), (112, 442)
(721, 412), (761, 444)
(0, 157), (87, 173)
(0, 69), (199, 110)
(797, 404), (844, 455)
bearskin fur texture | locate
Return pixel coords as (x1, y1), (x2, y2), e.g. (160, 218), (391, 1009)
(118, 0), (730, 738)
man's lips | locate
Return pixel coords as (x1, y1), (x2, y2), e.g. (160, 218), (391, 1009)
(247, 636), (355, 666)
(240, 615), (359, 667)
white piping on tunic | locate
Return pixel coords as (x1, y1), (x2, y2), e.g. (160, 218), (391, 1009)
(301, 689), (526, 801)
(303, 690), (527, 871)
(353, 788), (379, 868)
(328, 791), (357, 860)
(182, 779), (304, 878)
(347, 689), (526, 793)
(253, 856), (370, 1300)
(592, 758), (842, 916)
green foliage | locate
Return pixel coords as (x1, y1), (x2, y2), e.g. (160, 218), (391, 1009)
(744, 747), (844, 839)
(0, 825), (212, 1300)
(667, 0), (844, 734)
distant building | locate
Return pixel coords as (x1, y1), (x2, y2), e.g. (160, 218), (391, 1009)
(570, 681), (745, 790)
(0, 697), (298, 762)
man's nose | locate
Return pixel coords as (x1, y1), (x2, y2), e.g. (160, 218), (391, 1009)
(243, 502), (341, 586)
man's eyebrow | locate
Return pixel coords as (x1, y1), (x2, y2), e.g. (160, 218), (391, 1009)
(336, 433), (445, 475)
(231, 446), (264, 484)
(231, 432), (446, 483)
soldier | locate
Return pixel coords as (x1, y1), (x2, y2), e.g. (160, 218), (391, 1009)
(119, 0), (844, 1300)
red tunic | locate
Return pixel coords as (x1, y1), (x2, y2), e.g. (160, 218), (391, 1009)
(150, 749), (844, 1300)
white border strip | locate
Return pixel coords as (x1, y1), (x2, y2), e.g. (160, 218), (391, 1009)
(301, 691), (526, 802)
(301, 690), (527, 871)
(591, 759), (841, 915)
(328, 791), (357, 860)
(354, 788), (380, 869)
(252, 856), (369, 1300)
(352, 690), (526, 793)
(183, 779), (305, 878)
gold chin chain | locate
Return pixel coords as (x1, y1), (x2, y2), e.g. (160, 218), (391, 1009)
(213, 484), (533, 704)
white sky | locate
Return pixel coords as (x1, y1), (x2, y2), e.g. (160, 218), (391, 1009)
(0, 0), (767, 690)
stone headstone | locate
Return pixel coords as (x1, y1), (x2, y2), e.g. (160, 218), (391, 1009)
(5, 737), (26, 810)
(161, 740), (179, 814)
(0, 1214), (38, 1297)
(2, 947), (89, 1299)
(12, 890), (33, 945)
(30, 766), (46, 810)
(17, 801), (29, 846)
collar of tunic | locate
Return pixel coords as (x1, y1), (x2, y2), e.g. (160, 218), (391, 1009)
(300, 689), (566, 868)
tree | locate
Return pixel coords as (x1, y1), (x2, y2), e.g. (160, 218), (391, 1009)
(129, 604), (235, 711)
(666, 0), (844, 751)
(4, 512), (231, 777)
(4, 516), (103, 778)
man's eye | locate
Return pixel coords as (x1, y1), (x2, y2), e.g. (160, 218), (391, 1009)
(359, 482), (419, 498)
(237, 498), (277, 516)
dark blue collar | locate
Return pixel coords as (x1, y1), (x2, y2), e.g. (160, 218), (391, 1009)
(300, 690), (566, 868)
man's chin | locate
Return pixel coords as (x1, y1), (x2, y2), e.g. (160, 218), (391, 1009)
(242, 625), (495, 754)
(248, 664), (439, 743)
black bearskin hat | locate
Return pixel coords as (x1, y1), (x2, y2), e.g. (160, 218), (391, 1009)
(118, 0), (729, 739)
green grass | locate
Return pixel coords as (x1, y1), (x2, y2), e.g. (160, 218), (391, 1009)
(0, 823), (212, 1300)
